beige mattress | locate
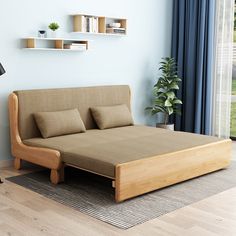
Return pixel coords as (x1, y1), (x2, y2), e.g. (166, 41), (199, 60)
(23, 126), (223, 178)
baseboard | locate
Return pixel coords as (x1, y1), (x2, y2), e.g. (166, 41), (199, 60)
(0, 159), (14, 168)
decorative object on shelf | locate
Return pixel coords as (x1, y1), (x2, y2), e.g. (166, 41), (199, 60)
(24, 37), (89, 51)
(145, 57), (182, 130)
(38, 30), (47, 38)
(48, 22), (60, 38)
(73, 14), (127, 36)
(0, 62), (5, 184)
(63, 42), (87, 51)
(106, 27), (126, 35)
(109, 23), (121, 28)
(0, 63), (6, 76)
(106, 21), (126, 34)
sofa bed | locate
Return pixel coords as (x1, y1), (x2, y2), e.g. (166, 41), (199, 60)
(8, 85), (232, 202)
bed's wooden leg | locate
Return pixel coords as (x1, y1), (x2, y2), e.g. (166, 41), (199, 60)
(115, 166), (123, 203)
(115, 189), (123, 203)
(50, 165), (64, 184)
(115, 191), (120, 203)
(14, 157), (21, 170)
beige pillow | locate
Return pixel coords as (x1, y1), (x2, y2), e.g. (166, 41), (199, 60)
(90, 104), (134, 130)
(34, 109), (86, 138)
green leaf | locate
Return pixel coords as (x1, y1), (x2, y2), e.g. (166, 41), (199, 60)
(151, 110), (158, 115)
(157, 93), (166, 99)
(173, 99), (182, 104)
(154, 99), (165, 106)
(156, 106), (168, 113)
(167, 107), (174, 115)
(166, 91), (175, 99)
(169, 84), (179, 90)
(173, 77), (182, 82)
(164, 99), (172, 107)
(151, 108), (164, 115)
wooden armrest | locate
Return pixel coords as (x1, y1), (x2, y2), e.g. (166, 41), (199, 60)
(8, 93), (61, 170)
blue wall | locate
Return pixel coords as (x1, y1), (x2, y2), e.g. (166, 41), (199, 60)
(0, 0), (173, 162)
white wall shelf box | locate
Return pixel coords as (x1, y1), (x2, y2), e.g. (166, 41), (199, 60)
(24, 38), (89, 51)
(72, 14), (127, 36)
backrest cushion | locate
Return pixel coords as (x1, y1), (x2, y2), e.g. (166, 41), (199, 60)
(14, 85), (131, 140)
(34, 109), (86, 138)
(90, 104), (134, 129)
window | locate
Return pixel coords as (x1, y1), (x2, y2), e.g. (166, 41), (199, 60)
(231, 1), (236, 139)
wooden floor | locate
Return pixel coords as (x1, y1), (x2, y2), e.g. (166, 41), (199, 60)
(0, 142), (235, 236)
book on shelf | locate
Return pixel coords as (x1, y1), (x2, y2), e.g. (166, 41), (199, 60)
(106, 27), (126, 34)
(71, 43), (87, 46)
(84, 16), (99, 33)
(81, 15), (86, 32)
(93, 17), (99, 33)
(64, 43), (87, 50)
(86, 17), (91, 32)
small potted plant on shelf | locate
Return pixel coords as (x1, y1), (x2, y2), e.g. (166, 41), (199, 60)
(48, 22), (60, 38)
(145, 57), (182, 130)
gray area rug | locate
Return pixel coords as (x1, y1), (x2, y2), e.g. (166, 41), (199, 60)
(7, 162), (236, 229)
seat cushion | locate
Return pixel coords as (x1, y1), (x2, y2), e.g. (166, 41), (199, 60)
(23, 126), (223, 178)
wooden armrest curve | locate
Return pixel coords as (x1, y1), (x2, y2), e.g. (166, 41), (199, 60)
(8, 93), (62, 170)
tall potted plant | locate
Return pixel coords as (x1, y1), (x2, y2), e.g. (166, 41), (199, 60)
(146, 57), (182, 130)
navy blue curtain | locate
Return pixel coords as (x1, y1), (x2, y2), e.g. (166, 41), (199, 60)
(171, 0), (215, 135)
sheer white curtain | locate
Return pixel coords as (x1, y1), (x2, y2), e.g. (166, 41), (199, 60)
(212, 0), (234, 138)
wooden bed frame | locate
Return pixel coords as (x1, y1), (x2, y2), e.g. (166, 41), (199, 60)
(9, 93), (232, 202)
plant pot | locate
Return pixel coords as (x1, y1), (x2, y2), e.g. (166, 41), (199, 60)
(50, 31), (57, 38)
(156, 123), (174, 131)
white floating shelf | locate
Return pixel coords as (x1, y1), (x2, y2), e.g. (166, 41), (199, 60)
(24, 37), (91, 41)
(23, 37), (89, 51)
(23, 48), (87, 51)
(71, 32), (126, 37)
(72, 14), (127, 36)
